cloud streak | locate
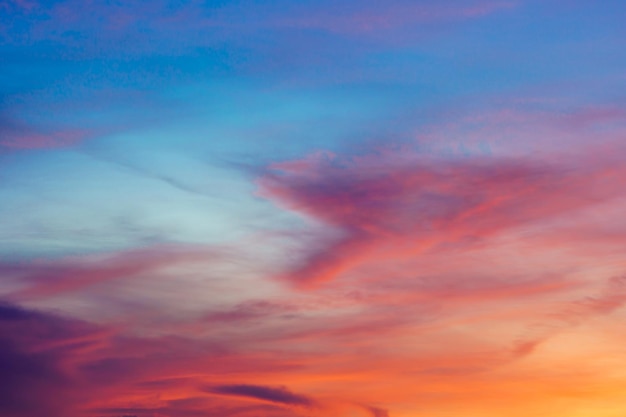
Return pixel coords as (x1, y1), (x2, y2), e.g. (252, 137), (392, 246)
(207, 384), (316, 408)
(2, 245), (217, 300)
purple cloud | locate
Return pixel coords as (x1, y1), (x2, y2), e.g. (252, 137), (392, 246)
(207, 384), (315, 408)
(0, 302), (102, 417)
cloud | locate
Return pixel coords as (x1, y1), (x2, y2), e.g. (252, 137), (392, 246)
(0, 302), (102, 417)
(0, 338), (70, 417)
(364, 405), (390, 417)
(0, 302), (37, 320)
(0, 300), (308, 416)
(202, 300), (298, 326)
(0, 130), (87, 150)
(207, 384), (316, 408)
(258, 148), (622, 287)
(80, 149), (219, 200)
(511, 275), (626, 358)
(0, 0), (36, 12)
(2, 245), (217, 300)
(3, 0), (517, 42)
(272, 0), (517, 35)
(413, 102), (626, 158)
(0, 116), (92, 150)
(93, 401), (301, 417)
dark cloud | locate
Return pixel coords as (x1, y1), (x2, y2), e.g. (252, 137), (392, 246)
(93, 398), (302, 417)
(0, 302), (37, 320)
(0, 339), (69, 417)
(0, 301), (250, 417)
(366, 405), (390, 417)
(207, 384), (315, 408)
(0, 302), (96, 417)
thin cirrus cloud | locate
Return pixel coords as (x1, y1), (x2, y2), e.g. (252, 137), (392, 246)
(1, 245), (218, 301)
(3, 0), (517, 42)
(0, 115), (87, 150)
(413, 102), (626, 157)
(0, 126), (91, 150)
(510, 275), (626, 358)
(271, 0), (517, 35)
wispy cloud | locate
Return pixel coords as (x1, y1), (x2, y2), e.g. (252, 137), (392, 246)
(2, 245), (218, 300)
(207, 384), (316, 408)
(511, 275), (626, 358)
(259, 146), (623, 287)
(0, 118), (92, 150)
(0, 302), (104, 417)
(2, 0), (518, 48)
(272, 0), (517, 35)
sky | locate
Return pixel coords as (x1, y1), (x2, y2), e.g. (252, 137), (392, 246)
(1, 0), (626, 416)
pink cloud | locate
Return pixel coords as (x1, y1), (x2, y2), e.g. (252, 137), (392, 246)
(274, 1), (518, 35)
(413, 102), (626, 158)
(3, 245), (218, 300)
(0, 128), (90, 150)
(258, 148), (624, 288)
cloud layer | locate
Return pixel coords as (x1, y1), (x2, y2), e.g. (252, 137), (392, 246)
(2, 0), (626, 416)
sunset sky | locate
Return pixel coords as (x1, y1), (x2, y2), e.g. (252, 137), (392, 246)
(2, 1), (626, 416)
